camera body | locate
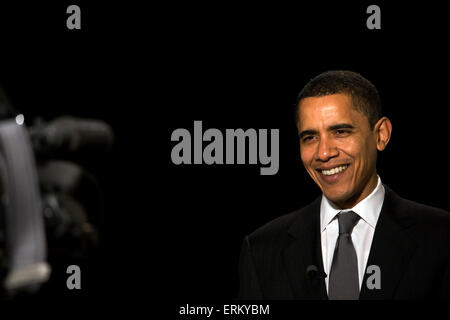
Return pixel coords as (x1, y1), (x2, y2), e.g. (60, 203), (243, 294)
(0, 116), (112, 298)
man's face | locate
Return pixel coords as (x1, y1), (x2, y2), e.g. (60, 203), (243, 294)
(297, 93), (382, 208)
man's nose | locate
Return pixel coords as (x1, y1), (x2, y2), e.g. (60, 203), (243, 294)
(315, 137), (338, 161)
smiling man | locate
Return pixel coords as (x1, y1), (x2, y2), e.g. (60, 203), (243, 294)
(238, 70), (450, 300)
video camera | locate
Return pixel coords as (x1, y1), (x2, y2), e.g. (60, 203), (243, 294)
(0, 87), (113, 298)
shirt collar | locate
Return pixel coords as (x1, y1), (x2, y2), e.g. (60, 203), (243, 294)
(320, 175), (385, 231)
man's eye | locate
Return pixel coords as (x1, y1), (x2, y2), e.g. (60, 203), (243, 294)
(303, 136), (315, 142)
(335, 129), (350, 136)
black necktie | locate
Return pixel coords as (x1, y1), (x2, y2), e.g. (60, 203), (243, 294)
(328, 210), (361, 300)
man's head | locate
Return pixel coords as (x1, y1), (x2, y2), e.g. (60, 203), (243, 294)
(296, 70), (392, 209)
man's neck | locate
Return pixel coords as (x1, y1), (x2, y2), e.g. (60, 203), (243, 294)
(334, 173), (379, 209)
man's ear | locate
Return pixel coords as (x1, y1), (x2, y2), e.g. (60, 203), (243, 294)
(374, 117), (392, 151)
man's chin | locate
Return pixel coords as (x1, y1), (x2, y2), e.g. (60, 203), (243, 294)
(323, 190), (353, 208)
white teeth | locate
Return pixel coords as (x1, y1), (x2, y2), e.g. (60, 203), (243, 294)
(321, 165), (348, 176)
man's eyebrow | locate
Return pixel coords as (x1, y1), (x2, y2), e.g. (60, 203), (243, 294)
(328, 123), (355, 131)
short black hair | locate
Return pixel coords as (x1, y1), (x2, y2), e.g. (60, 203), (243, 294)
(295, 70), (382, 128)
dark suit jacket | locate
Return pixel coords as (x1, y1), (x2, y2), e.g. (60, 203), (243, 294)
(238, 185), (450, 299)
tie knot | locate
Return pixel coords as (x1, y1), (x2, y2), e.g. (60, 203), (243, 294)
(337, 211), (360, 235)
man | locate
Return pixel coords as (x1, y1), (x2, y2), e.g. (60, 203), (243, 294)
(238, 70), (450, 299)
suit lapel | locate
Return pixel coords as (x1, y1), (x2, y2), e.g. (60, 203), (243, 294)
(359, 185), (418, 299)
(282, 185), (417, 300)
(282, 197), (328, 300)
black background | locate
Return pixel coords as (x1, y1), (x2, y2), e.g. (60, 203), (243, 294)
(0, 0), (449, 314)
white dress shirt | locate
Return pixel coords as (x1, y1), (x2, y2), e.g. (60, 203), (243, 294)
(320, 175), (385, 293)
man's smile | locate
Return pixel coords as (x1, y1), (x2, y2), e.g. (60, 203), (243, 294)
(314, 163), (350, 184)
